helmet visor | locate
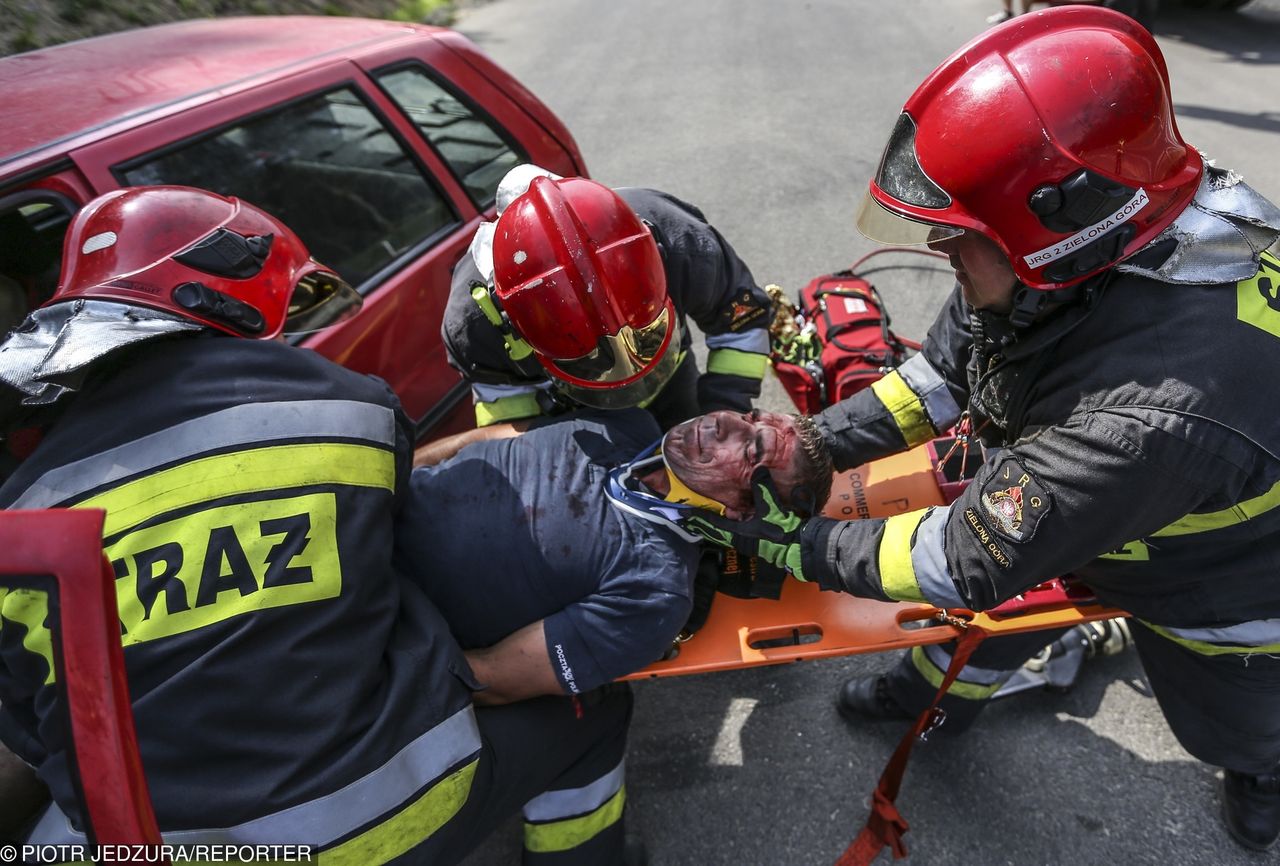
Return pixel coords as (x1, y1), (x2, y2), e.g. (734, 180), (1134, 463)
(558, 336), (682, 410)
(284, 266), (363, 335)
(553, 305), (674, 385)
(856, 194), (963, 246)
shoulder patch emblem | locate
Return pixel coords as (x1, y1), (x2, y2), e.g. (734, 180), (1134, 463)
(727, 291), (766, 332)
(979, 457), (1052, 544)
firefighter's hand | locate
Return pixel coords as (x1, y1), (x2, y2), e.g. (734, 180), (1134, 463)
(685, 468), (807, 582)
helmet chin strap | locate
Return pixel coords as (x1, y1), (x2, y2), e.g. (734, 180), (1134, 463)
(1007, 279), (1097, 329)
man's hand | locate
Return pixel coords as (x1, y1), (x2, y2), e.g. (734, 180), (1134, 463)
(685, 468), (808, 582)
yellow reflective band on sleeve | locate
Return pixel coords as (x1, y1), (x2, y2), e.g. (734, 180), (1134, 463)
(1141, 622), (1280, 657)
(877, 509), (929, 603)
(318, 758), (478, 866)
(0, 587), (56, 685)
(870, 370), (935, 447)
(1097, 540), (1151, 561)
(1236, 251), (1280, 340)
(75, 443), (395, 539)
(523, 786), (626, 854)
(107, 493), (343, 648)
(1152, 478), (1280, 538)
(470, 285), (533, 361)
(706, 347), (769, 379)
(910, 646), (1002, 701)
(474, 393), (542, 427)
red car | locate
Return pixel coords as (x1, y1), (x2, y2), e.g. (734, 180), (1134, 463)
(0, 16), (587, 438)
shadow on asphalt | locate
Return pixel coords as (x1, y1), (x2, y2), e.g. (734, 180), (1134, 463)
(1156, 6), (1280, 65)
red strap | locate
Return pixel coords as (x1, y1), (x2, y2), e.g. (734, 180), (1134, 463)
(834, 624), (988, 865)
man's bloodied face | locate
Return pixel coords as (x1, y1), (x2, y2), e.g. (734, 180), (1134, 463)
(663, 410), (804, 518)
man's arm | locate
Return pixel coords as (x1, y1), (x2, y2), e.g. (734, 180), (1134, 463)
(802, 409), (1228, 610)
(815, 286), (971, 471)
(617, 188), (772, 414)
(413, 419), (529, 468)
(464, 620), (561, 706)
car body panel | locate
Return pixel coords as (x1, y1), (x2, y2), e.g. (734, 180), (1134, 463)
(0, 17), (588, 438)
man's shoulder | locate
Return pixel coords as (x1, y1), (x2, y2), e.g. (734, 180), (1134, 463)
(525, 408), (661, 463)
(616, 187), (710, 227)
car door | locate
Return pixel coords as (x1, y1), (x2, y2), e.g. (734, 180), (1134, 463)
(71, 60), (482, 439)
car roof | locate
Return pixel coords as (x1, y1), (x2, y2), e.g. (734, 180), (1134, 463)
(0, 16), (441, 173)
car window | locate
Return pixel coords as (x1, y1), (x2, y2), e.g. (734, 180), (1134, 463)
(0, 195), (76, 337)
(119, 87), (458, 289)
(376, 66), (523, 209)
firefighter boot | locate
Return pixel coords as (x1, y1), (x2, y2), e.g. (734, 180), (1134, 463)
(836, 675), (914, 723)
(1222, 769), (1280, 851)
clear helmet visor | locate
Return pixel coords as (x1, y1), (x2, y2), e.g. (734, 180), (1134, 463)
(283, 265), (363, 335)
(855, 193), (964, 246)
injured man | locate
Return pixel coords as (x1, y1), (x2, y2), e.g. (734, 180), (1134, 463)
(394, 408), (832, 703)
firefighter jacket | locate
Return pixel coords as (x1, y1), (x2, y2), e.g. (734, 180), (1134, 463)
(0, 335), (482, 857)
(803, 246), (1280, 658)
(443, 187), (772, 426)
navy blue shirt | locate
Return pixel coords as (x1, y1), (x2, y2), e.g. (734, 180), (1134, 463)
(396, 409), (698, 693)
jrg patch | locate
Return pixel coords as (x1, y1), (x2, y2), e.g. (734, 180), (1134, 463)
(979, 456), (1053, 544)
(723, 291), (767, 332)
(962, 508), (1012, 569)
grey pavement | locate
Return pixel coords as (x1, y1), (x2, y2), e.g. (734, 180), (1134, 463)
(455, 1), (1280, 863)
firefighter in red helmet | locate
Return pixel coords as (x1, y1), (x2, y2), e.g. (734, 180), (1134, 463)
(686, 8), (1280, 851)
(434, 166), (770, 448)
(0, 186), (633, 863)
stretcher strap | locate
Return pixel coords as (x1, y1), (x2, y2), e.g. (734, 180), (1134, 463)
(834, 624), (988, 865)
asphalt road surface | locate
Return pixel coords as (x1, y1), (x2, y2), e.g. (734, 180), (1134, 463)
(454, 1), (1280, 863)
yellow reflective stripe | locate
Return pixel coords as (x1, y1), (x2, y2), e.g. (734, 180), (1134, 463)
(470, 285), (533, 361)
(1097, 540), (1151, 561)
(474, 393), (542, 426)
(109, 493), (343, 648)
(1142, 621), (1280, 657)
(75, 444), (395, 538)
(1236, 250), (1280, 339)
(523, 786), (626, 854)
(1151, 478), (1280, 538)
(706, 347), (769, 379)
(910, 646), (1002, 701)
(877, 509), (929, 603)
(319, 758), (478, 866)
(870, 370), (934, 447)
(0, 587), (56, 685)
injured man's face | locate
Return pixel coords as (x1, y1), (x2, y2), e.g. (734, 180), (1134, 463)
(660, 410), (830, 519)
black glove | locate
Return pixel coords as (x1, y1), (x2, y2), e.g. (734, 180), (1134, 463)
(685, 468), (808, 583)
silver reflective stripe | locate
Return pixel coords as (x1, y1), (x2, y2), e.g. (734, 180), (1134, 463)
(10, 400), (397, 511)
(920, 642), (1011, 686)
(1153, 619), (1280, 649)
(897, 353), (961, 431)
(523, 758), (625, 822)
(471, 381), (550, 405)
(27, 706), (481, 848)
(910, 505), (965, 608)
(705, 329), (770, 354)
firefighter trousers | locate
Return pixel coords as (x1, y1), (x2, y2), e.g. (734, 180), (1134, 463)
(425, 682), (634, 865)
(882, 622), (1280, 774)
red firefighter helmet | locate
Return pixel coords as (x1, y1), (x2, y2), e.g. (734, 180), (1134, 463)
(50, 186), (361, 338)
(856, 6), (1203, 290)
(492, 176), (679, 409)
